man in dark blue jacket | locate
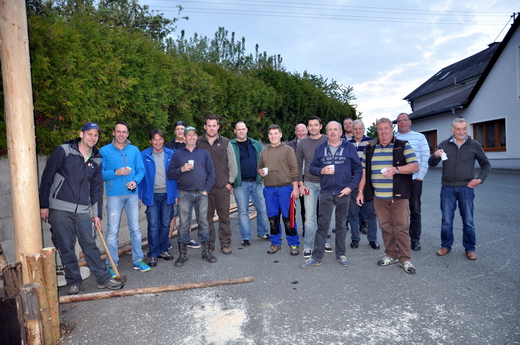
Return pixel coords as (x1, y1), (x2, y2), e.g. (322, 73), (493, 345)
(167, 126), (216, 267)
(39, 123), (123, 295)
(300, 121), (362, 268)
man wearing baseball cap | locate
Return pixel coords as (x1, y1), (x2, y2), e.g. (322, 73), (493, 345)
(39, 122), (124, 295)
(167, 126), (217, 266)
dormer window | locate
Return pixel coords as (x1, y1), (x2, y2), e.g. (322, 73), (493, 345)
(439, 71), (452, 80)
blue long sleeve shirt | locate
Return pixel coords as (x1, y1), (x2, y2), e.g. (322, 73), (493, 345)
(167, 147), (215, 193)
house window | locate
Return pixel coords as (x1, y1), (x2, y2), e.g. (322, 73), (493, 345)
(473, 119), (506, 152)
(421, 130), (437, 154)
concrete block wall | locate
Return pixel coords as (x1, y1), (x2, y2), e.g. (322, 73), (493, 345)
(0, 156), (149, 265)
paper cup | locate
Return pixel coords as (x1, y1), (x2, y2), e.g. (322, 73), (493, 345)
(188, 160), (194, 166)
(263, 167), (269, 175)
(441, 153), (448, 161)
(327, 165), (335, 171)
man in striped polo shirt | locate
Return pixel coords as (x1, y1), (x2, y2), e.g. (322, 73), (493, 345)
(356, 118), (419, 274)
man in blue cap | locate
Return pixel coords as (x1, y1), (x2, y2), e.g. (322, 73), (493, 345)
(39, 122), (123, 295)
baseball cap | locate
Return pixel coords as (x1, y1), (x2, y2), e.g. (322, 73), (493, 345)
(174, 121), (187, 129)
(184, 126), (197, 135)
(82, 122), (101, 133)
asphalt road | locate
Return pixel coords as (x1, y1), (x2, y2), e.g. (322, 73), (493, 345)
(57, 168), (520, 345)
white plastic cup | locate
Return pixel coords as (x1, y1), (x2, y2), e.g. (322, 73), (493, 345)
(188, 160), (194, 166)
(441, 152), (448, 161)
(327, 165), (335, 172)
(263, 167), (269, 175)
(381, 168), (388, 174)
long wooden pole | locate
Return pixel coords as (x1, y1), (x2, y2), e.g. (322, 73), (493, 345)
(0, 0), (42, 284)
(59, 276), (254, 303)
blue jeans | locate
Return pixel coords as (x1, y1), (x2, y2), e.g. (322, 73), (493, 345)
(440, 185), (476, 252)
(302, 181), (321, 250)
(105, 193), (143, 265)
(263, 185), (300, 247)
(178, 190), (211, 244)
(348, 191), (378, 243)
(313, 193), (350, 261)
(145, 193), (173, 258)
(234, 181), (269, 241)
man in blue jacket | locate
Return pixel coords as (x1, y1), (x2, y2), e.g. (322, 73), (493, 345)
(230, 121), (270, 247)
(300, 121), (362, 268)
(139, 129), (178, 267)
(167, 126), (217, 267)
(39, 122), (123, 295)
(100, 122), (149, 274)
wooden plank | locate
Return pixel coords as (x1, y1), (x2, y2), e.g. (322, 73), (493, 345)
(60, 276), (254, 303)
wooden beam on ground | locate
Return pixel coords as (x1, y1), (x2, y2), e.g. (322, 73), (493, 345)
(2, 262), (23, 297)
(0, 0), (42, 284)
(59, 276), (254, 304)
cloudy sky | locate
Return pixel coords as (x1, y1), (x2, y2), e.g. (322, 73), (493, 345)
(142, 0), (517, 127)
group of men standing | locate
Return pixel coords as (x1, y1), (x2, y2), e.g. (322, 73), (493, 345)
(39, 112), (490, 295)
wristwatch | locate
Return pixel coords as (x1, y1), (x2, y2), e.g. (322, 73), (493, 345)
(395, 167), (400, 174)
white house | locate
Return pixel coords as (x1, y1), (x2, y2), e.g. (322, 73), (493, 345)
(403, 14), (520, 170)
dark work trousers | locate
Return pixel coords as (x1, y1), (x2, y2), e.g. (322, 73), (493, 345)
(409, 179), (423, 242)
(208, 185), (232, 249)
(49, 209), (111, 287)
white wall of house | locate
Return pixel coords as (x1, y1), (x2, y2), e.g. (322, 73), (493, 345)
(410, 26), (520, 170)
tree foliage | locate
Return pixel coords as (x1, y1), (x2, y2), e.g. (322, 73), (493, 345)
(0, 0), (357, 154)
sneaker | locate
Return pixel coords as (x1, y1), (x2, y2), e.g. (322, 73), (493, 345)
(300, 257), (322, 269)
(377, 256), (398, 266)
(242, 240), (251, 247)
(336, 255), (350, 267)
(107, 265), (116, 279)
(133, 260), (151, 272)
(302, 248), (312, 258)
(67, 285), (80, 295)
(324, 243), (333, 253)
(257, 234), (270, 240)
(97, 278), (124, 290)
(188, 239), (201, 249)
(400, 261), (416, 274)
(159, 251), (174, 260)
(267, 244), (281, 254)
(148, 257), (158, 267)
(290, 246), (299, 256)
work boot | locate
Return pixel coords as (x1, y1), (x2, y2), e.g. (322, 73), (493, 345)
(174, 243), (188, 267)
(202, 242), (217, 263)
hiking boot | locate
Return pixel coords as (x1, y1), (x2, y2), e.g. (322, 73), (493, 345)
(133, 260), (151, 272)
(97, 279), (124, 290)
(290, 246), (299, 256)
(202, 242), (217, 263)
(377, 256), (398, 266)
(175, 243), (188, 267)
(221, 245), (232, 255)
(267, 244), (281, 254)
(400, 261), (416, 274)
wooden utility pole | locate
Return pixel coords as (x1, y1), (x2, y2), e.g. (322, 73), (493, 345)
(0, 0), (42, 283)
